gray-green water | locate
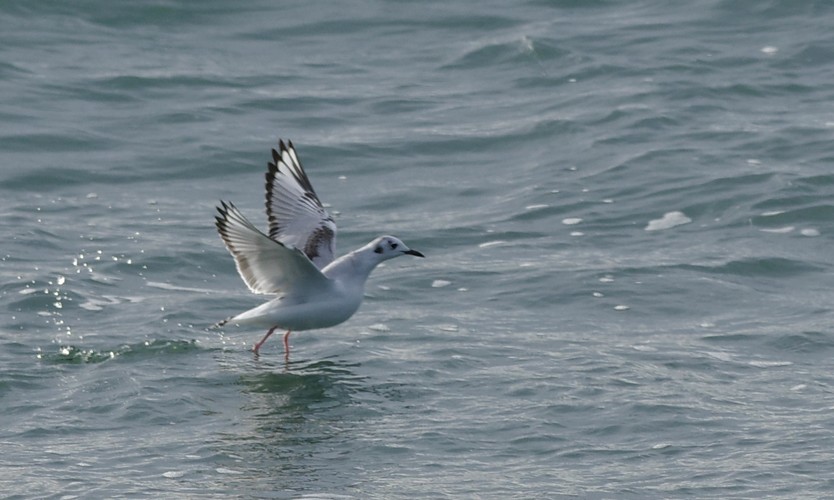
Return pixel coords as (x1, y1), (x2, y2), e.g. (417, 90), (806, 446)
(3, 1), (834, 498)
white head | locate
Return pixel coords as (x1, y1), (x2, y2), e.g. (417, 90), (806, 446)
(367, 235), (424, 261)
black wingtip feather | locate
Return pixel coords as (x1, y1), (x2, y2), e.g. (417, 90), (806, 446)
(215, 201), (237, 238)
(216, 201), (232, 220)
(273, 139), (318, 196)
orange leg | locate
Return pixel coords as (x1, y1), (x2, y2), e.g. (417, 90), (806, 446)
(253, 327), (292, 358)
(253, 326), (278, 355)
(283, 330), (292, 355)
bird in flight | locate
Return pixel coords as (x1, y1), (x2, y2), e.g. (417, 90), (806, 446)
(215, 139), (424, 358)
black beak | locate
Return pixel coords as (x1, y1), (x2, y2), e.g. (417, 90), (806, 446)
(404, 249), (425, 258)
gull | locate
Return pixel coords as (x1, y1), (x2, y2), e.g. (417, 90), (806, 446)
(215, 139), (424, 357)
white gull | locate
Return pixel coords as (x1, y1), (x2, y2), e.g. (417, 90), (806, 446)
(215, 139), (424, 357)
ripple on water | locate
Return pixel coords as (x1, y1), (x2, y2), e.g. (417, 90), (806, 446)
(41, 339), (202, 364)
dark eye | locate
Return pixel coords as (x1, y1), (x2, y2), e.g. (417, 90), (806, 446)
(374, 246), (383, 254)
(391, 243), (398, 249)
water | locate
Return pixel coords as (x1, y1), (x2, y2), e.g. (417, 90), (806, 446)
(3, 0), (834, 497)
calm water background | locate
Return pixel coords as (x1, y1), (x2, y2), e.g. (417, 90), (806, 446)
(2, 1), (834, 498)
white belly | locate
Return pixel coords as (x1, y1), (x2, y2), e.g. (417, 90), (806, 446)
(228, 293), (362, 331)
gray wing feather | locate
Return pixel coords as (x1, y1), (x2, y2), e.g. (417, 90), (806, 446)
(215, 201), (331, 295)
(265, 140), (337, 269)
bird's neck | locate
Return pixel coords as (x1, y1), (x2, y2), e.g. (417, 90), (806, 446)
(323, 249), (381, 287)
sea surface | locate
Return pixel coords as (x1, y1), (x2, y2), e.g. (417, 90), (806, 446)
(3, 1), (834, 498)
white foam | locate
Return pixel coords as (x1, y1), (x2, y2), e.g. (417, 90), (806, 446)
(749, 360), (792, 368)
(146, 281), (214, 293)
(645, 211), (691, 231)
(760, 226), (794, 234)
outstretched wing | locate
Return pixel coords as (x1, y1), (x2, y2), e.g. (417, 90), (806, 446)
(215, 201), (331, 296)
(265, 139), (337, 269)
